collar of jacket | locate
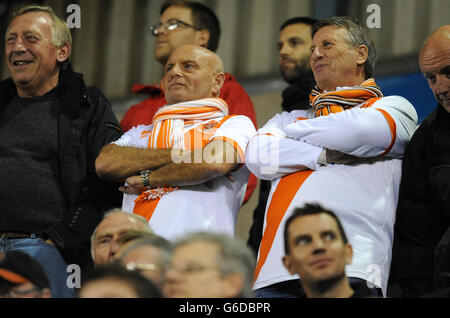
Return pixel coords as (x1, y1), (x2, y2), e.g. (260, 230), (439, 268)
(0, 69), (89, 119)
(433, 103), (450, 149)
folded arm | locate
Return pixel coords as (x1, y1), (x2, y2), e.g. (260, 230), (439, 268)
(122, 140), (240, 194)
(95, 143), (174, 181)
(284, 96), (418, 158)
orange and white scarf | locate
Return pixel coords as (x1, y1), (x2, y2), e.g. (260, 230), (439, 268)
(309, 78), (383, 117)
(133, 98), (229, 221)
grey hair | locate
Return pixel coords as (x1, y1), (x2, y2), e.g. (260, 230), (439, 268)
(312, 16), (377, 78)
(118, 234), (173, 270)
(90, 209), (152, 261)
(11, 5), (72, 68)
(173, 232), (256, 298)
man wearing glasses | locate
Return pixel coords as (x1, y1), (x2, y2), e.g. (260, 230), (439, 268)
(120, 0), (257, 203)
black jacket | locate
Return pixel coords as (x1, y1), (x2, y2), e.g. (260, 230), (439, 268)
(0, 70), (122, 268)
(392, 104), (450, 297)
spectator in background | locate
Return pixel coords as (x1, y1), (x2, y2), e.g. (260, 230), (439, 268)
(248, 16), (318, 257)
(163, 232), (255, 298)
(0, 5), (122, 298)
(115, 232), (173, 288)
(246, 16), (417, 298)
(0, 250), (52, 298)
(119, 0), (258, 203)
(91, 209), (152, 266)
(78, 262), (162, 298)
(392, 24), (450, 297)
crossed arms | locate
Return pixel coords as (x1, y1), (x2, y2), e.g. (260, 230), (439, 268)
(95, 140), (240, 193)
(245, 96), (418, 180)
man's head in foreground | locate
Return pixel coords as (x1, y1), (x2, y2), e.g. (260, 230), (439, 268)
(91, 209), (152, 266)
(163, 232), (255, 298)
(0, 250), (51, 298)
(283, 203), (353, 297)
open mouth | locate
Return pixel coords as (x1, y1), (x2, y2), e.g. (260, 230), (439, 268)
(12, 60), (33, 66)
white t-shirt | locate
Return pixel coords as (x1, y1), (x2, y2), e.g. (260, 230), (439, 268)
(245, 95), (418, 295)
(114, 115), (256, 241)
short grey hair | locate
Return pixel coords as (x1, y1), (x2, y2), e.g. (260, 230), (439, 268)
(173, 232), (256, 298)
(312, 16), (377, 78)
(90, 209), (152, 260)
(118, 234), (173, 270)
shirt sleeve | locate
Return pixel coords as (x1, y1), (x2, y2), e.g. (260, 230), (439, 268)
(283, 95), (418, 158)
(210, 115), (256, 162)
(112, 124), (153, 148)
(245, 111), (323, 180)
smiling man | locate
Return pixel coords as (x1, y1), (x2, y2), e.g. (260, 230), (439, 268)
(96, 45), (255, 241)
(246, 16), (418, 298)
(283, 203), (355, 298)
(0, 6), (121, 298)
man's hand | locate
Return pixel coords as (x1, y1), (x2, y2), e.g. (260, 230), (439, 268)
(119, 175), (147, 195)
(326, 149), (367, 165)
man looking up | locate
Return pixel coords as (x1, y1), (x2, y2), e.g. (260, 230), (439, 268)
(283, 203), (371, 298)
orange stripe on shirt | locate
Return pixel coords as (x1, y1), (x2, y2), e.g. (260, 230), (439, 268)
(253, 169), (314, 283)
(376, 108), (396, 156)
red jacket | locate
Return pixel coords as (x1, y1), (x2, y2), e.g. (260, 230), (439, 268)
(120, 73), (258, 203)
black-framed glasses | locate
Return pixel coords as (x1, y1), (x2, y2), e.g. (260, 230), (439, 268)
(148, 19), (201, 36)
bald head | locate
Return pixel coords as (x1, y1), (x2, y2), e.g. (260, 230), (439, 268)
(419, 25), (450, 112)
(163, 45), (225, 105)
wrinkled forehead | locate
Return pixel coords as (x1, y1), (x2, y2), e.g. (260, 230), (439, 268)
(167, 46), (221, 71)
(312, 25), (350, 44)
(7, 11), (53, 34)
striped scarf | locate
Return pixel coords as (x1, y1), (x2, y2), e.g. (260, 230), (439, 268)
(309, 78), (383, 117)
(133, 98), (229, 221)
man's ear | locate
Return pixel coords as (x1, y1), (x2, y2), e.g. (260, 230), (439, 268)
(356, 44), (368, 67)
(56, 43), (71, 63)
(196, 29), (210, 48)
(212, 72), (225, 97)
(344, 243), (353, 265)
(282, 255), (296, 275)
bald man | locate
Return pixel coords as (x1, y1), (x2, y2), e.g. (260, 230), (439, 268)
(392, 25), (450, 297)
(95, 45), (256, 241)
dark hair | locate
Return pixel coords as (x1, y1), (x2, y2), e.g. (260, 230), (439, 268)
(80, 262), (162, 298)
(280, 17), (318, 31)
(312, 16), (377, 78)
(283, 203), (348, 254)
(160, 0), (221, 52)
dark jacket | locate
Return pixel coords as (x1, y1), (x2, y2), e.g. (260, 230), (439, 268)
(392, 104), (450, 297)
(0, 70), (122, 268)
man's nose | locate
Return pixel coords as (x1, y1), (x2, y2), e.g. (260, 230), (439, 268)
(12, 37), (27, 54)
(168, 64), (182, 78)
(312, 239), (326, 254)
(311, 47), (322, 60)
